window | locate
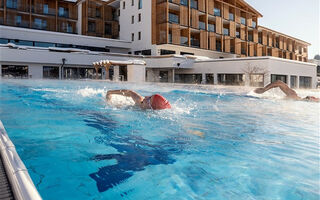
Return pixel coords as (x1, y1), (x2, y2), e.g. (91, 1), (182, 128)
(123, 1), (125, 9)
(138, 0), (142, 9)
(240, 17), (246, 25)
(160, 49), (175, 55)
(58, 7), (69, 18)
(15, 15), (21, 25)
(214, 7), (221, 17)
(105, 23), (112, 35)
(180, 0), (188, 6)
(132, 0), (134, 6)
(138, 13), (141, 22)
(131, 33), (134, 41)
(138, 32), (141, 40)
(2, 65), (28, 78)
(299, 76), (312, 89)
(34, 42), (55, 48)
(218, 74), (244, 85)
(229, 13), (234, 21)
(223, 28), (229, 36)
(159, 71), (169, 82)
(131, 15), (134, 24)
(271, 74), (287, 84)
(180, 52), (194, 55)
(206, 74), (214, 84)
(175, 74), (202, 84)
(43, 4), (49, 14)
(43, 66), (59, 79)
(88, 21), (96, 32)
(249, 74), (264, 87)
(6, 0), (17, 9)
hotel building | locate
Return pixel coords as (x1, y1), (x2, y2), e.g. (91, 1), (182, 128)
(0, 0), (317, 88)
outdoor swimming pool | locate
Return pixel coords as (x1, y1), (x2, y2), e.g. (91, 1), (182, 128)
(0, 79), (319, 200)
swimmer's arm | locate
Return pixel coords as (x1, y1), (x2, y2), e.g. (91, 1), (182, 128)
(254, 80), (299, 98)
(106, 90), (144, 104)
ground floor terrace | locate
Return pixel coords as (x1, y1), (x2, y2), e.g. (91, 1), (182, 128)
(0, 45), (317, 89)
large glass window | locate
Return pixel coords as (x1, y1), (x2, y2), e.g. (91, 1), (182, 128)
(206, 74), (214, 84)
(88, 21), (96, 32)
(249, 74), (264, 87)
(271, 74), (287, 83)
(1, 65), (28, 78)
(299, 76), (312, 89)
(229, 13), (234, 21)
(43, 66), (59, 79)
(175, 74), (202, 84)
(169, 13), (179, 24)
(218, 74), (244, 85)
(159, 71), (169, 82)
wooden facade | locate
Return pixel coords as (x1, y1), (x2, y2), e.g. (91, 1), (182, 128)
(0, 0), (78, 34)
(0, 0), (119, 39)
(151, 0), (309, 62)
(81, 0), (119, 39)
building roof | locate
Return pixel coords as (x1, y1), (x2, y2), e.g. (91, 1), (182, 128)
(237, 0), (263, 17)
(258, 26), (311, 46)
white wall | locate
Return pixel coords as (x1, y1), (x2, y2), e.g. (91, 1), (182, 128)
(119, 0), (152, 53)
(127, 64), (145, 82)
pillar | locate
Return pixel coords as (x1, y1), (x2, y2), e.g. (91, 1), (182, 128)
(113, 65), (120, 81)
(202, 73), (206, 84)
(297, 76), (300, 88)
(172, 69), (175, 83)
(213, 73), (218, 85)
(287, 75), (291, 88)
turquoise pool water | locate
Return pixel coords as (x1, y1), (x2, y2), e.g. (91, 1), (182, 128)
(0, 79), (319, 200)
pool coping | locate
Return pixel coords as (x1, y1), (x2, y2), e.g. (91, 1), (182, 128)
(0, 120), (42, 200)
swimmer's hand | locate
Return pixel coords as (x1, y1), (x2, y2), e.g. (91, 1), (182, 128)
(106, 92), (112, 101)
(254, 88), (265, 94)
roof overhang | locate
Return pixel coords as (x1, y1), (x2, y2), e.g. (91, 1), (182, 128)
(237, 0), (263, 18)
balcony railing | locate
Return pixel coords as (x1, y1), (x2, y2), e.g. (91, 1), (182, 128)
(208, 24), (215, 32)
(190, 0), (198, 9)
(191, 38), (199, 47)
(6, 19), (29, 28)
(199, 21), (206, 30)
(180, 0), (188, 6)
(32, 6), (56, 16)
(180, 36), (188, 46)
(169, 13), (179, 24)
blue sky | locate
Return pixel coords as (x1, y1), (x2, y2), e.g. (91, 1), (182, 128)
(245, 0), (319, 59)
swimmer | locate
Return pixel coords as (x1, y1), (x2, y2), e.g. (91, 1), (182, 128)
(106, 90), (171, 110)
(254, 80), (319, 102)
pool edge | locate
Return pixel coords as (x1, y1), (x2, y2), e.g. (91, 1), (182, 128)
(0, 120), (42, 200)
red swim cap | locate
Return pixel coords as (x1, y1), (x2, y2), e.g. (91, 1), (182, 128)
(151, 94), (171, 110)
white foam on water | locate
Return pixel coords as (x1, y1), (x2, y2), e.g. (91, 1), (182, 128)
(76, 87), (107, 97)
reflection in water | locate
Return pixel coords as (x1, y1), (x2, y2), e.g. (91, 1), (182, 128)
(85, 114), (187, 192)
